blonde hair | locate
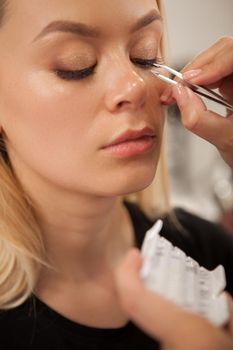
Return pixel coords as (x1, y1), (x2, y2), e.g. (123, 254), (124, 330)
(0, 153), (45, 309)
(0, 0), (168, 310)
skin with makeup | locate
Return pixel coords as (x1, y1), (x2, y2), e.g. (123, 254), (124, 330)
(0, 0), (233, 349)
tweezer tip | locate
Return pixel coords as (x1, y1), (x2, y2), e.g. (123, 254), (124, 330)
(151, 62), (162, 68)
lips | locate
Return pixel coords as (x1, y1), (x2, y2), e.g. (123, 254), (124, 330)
(103, 127), (156, 148)
(101, 127), (156, 157)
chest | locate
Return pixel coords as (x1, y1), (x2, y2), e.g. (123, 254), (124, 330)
(36, 277), (129, 328)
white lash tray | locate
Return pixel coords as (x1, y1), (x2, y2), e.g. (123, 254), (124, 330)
(140, 220), (229, 326)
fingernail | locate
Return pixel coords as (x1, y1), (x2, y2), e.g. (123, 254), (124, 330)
(160, 87), (172, 102)
(182, 69), (202, 80)
(172, 83), (188, 106)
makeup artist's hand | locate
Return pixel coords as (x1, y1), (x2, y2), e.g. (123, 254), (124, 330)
(161, 36), (233, 168)
(115, 248), (233, 350)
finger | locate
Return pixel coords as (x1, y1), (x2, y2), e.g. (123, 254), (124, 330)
(160, 86), (176, 106)
(226, 294), (233, 337)
(115, 248), (201, 342)
(185, 37), (232, 69)
(180, 38), (233, 91)
(193, 74), (233, 94)
(115, 249), (233, 349)
(183, 56), (233, 87)
(219, 74), (233, 102)
(182, 37), (233, 85)
(172, 84), (233, 153)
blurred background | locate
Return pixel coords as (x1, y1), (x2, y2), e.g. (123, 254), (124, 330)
(162, 0), (233, 232)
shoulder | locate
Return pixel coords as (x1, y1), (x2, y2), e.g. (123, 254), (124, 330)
(125, 200), (233, 257)
(125, 201), (233, 295)
(162, 209), (233, 265)
(0, 302), (29, 348)
(0, 298), (35, 336)
(0, 297), (58, 349)
(163, 209), (233, 295)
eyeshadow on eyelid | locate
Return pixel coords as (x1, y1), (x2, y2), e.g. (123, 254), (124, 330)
(57, 53), (95, 68)
(132, 45), (158, 57)
(131, 36), (158, 50)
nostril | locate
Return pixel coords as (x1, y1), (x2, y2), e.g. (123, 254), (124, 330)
(105, 71), (147, 112)
(117, 100), (134, 110)
(118, 101), (128, 108)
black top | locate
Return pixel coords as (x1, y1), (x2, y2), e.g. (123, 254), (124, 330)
(1, 202), (233, 350)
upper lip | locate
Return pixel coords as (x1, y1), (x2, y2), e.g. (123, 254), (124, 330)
(103, 127), (156, 148)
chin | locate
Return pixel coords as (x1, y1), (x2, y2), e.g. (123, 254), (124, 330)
(103, 160), (158, 197)
(120, 170), (156, 195)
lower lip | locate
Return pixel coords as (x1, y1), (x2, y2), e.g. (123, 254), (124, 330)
(102, 136), (156, 157)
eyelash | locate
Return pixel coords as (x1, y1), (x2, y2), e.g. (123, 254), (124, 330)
(55, 57), (164, 81)
(55, 64), (96, 81)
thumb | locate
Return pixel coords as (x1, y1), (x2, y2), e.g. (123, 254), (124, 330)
(114, 248), (197, 343)
(172, 83), (233, 155)
(226, 294), (233, 338)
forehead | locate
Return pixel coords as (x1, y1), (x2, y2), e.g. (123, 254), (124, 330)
(6, 0), (159, 40)
(10, 0), (159, 16)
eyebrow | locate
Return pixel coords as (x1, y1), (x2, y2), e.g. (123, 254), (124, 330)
(32, 10), (162, 42)
(131, 10), (162, 32)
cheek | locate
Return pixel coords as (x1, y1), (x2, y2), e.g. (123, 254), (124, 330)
(0, 70), (99, 180)
(0, 63), (165, 195)
(149, 72), (167, 99)
(146, 76), (166, 128)
(2, 70), (94, 141)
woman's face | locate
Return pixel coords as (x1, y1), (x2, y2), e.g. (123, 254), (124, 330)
(0, 0), (164, 197)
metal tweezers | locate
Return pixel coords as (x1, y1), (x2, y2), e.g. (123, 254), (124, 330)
(150, 63), (233, 111)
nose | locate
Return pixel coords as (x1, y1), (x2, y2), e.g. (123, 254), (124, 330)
(104, 62), (147, 113)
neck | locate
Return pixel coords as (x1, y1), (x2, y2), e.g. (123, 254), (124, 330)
(32, 192), (134, 280)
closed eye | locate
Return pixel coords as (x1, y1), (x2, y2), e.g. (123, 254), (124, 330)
(132, 57), (164, 68)
(55, 63), (97, 81)
(55, 57), (165, 81)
